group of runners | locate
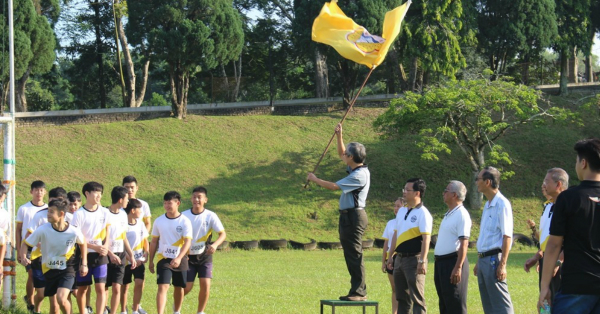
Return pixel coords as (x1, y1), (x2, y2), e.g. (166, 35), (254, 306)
(0, 176), (226, 314)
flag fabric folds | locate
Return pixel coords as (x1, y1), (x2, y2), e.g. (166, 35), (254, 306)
(312, 0), (411, 68)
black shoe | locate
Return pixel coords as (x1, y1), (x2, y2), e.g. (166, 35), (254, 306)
(339, 295), (349, 301)
(340, 294), (367, 301)
(86, 306), (94, 314)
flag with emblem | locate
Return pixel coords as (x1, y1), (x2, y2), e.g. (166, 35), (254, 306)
(312, 0), (411, 68)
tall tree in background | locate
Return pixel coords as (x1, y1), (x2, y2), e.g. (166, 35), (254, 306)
(398, 0), (471, 91)
(0, 0), (56, 112)
(128, 0), (244, 119)
(114, 0), (150, 107)
(554, 0), (592, 95)
(292, 0), (330, 98)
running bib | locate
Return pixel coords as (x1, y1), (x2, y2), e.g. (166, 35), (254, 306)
(46, 256), (67, 270)
(110, 240), (124, 253)
(163, 246), (180, 259)
(189, 242), (206, 255)
(88, 239), (102, 247)
(133, 250), (145, 262)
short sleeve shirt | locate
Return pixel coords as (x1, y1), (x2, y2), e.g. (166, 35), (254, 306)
(550, 180), (600, 294)
(182, 208), (225, 256)
(138, 199), (152, 219)
(539, 202), (554, 252)
(0, 206), (10, 234)
(336, 165), (370, 210)
(434, 205), (472, 256)
(71, 206), (110, 253)
(126, 218), (149, 263)
(24, 223), (84, 274)
(476, 191), (513, 252)
(16, 201), (47, 239)
(26, 208), (50, 260)
(106, 208), (128, 254)
(394, 205), (433, 253)
(381, 219), (396, 258)
(151, 213), (192, 261)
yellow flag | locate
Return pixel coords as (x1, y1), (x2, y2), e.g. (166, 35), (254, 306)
(312, 0), (411, 68)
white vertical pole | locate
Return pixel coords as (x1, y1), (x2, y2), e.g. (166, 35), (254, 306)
(3, 0), (17, 308)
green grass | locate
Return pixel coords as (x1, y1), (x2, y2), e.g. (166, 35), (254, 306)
(2, 248), (543, 314)
(8, 98), (600, 242)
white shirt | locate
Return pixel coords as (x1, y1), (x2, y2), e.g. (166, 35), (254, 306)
(26, 208), (50, 260)
(16, 201), (47, 239)
(539, 202), (553, 251)
(182, 208), (225, 255)
(381, 219), (396, 259)
(477, 191), (513, 252)
(71, 206), (110, 253)
(137, 199), (152, 220)
(434, 205), (472, 256)
(151, 213), (192, 260)
(106, 208), (128, 254)
(24, 223), (85, 273)
(0, 206), (10, 234)
(126, 218), (149, 262)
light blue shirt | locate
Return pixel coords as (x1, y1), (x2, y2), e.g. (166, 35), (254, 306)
(336, 165), (370, 210)
(476, 191), (513, 252)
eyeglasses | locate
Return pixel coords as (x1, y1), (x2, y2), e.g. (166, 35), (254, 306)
(402, 189), (414, 193)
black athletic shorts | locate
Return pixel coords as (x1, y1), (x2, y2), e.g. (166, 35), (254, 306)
(187, 254), (213, 281)
(156, 257), (188, 288)
(44, 269), (76, 297)
(123, 263), (145, 285)
(106, 253), (126, 287)
(31, 258), (46, 288)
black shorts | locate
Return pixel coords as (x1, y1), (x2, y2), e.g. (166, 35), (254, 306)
(187, 254), (213, 281)
(106, 253), (126, 287)
(156, 258), (188, 288)
(31, 258), (46, 288)
(44, 269), (76, 297)
(123, 263), (145, 285)
(88, 252), (109, 268)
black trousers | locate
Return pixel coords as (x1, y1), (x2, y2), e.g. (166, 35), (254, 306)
(434, 254), (469, 314)
(538, 257), (562, 304)
(339, 208), (368, 296)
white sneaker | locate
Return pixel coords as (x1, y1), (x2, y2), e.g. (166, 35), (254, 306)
(120, 312), (127, 314)
(137, 307), (147, 314)
(173, 312), (181, 314)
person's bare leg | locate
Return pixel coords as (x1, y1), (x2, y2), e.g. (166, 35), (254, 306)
(110, 284), (121, 314)
(387, 273), (398, 314)
(132, 279), (144, 312)
(120, 284), (129, 313)
(56, 288), (72, 314)
(76, 286), (89, 314)
(173, 287), (184, 312)
(197, 278), (211, 313)
(94, 283), (107, 314)
(156, 284), (169, 314)
(33, 288), (45, 313)
(26, 270), (34, 307)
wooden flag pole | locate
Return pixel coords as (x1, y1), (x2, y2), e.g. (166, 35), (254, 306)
(304, 66), (376, 189)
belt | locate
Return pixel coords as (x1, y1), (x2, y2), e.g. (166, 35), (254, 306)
(478, 248), (502, 258)
(434, 252), (458, 261)
(396, 252), (420, 257)
(339, 207), (365, 214)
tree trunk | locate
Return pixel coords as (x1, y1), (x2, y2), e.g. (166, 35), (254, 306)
(339, 60), (352, 108)
(314, 48), (329, 98)
(232, 55), (242, 101)
(559, 49), (569, 96)
(168, 63), (188, 119)
(386, 48), (399, 94)
(521, 54), (530, 85)
(135, 58), (150, 107)
(116, 14), (135, 107)
(268, 47), (274, 106)
(93, 0), (106, 108)
(220, 65), (230, 101)
(585, 55), (593, 83)
(15, 68), (31, 112)
(568, 47), (578, 83)
(408, 56), (418, 92)
(468, 170), (483, 211)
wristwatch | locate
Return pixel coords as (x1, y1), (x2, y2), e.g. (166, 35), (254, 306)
(556, 260), (563, 267)
(418, 259), (426, 264)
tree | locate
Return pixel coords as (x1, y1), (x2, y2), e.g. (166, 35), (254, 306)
(0, 0), (56, 112)
(475, 0), (557, 83)
(398, 0), (471, 91)
(553, 0), (592, 95)
(373, 72), (573, 209)
(127, 0), (244, 119)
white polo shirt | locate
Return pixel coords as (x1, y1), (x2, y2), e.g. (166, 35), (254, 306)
(71, 206), (110, 253)
(381, 219), (396, 259)
(476, 191), (513, 252)
(151, 213), (192, 261)
(539, 202), (553, 251)
(16, 201), (47, 239)
(24, 223), (85, 273)
(394, 205), (433, 253)
(434, 205), (472, 256)
(182, 208), (225, 256)
(106, 208), (128, 254)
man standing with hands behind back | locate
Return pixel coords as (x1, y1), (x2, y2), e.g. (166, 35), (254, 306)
(307, 123), (370, 301)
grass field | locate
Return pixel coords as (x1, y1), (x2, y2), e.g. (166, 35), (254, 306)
(2, 247), (542, 314)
